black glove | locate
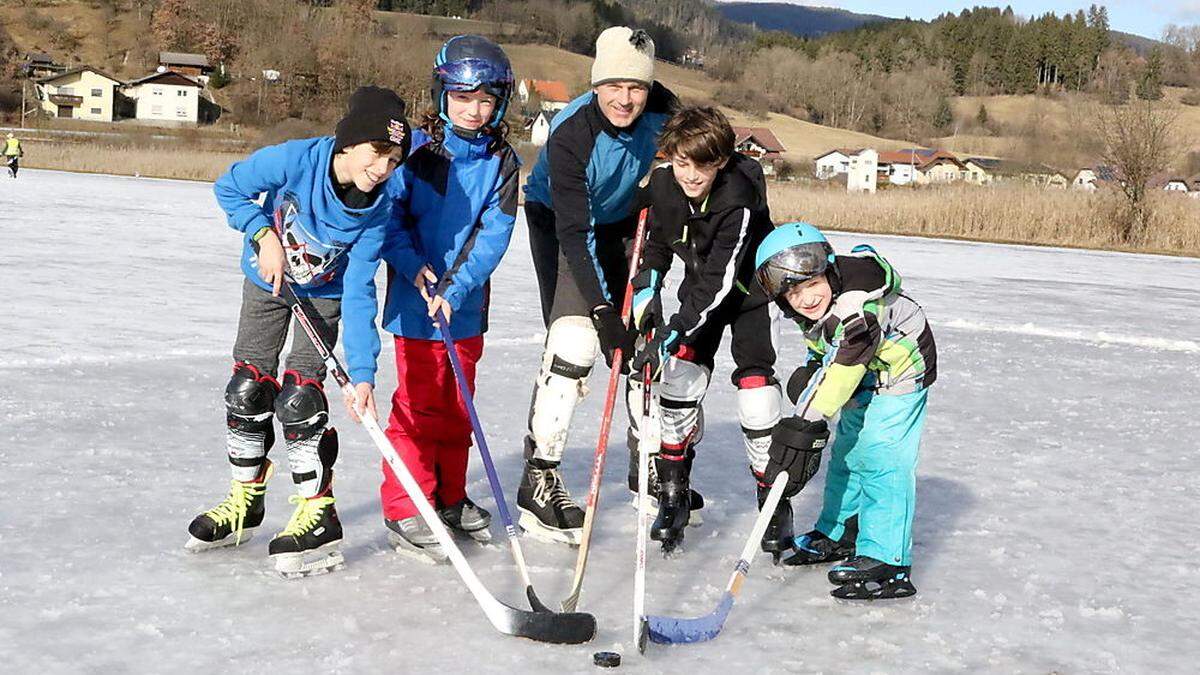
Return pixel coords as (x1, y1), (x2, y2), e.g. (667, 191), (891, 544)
(786, 360), (823, 405)
(763, 416), (829, 498)
(629, 329), (680, 378)
(591, 304), (635, 369)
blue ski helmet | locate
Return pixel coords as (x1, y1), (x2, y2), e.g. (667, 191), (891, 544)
(754, 222), (836, 301)
(431, 35), (514, 130)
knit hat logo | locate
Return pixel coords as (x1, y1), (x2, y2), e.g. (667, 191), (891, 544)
(591, 26), (655, 86)
(388, 119), (407, 145)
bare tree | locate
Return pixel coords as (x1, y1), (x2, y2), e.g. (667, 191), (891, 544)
(1098, 100), (1179, 242)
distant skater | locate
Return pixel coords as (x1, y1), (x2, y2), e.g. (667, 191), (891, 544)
(4, 133), (23, 178)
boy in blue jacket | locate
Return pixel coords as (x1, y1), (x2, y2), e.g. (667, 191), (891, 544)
(365, 36), (519, 562)
(185, 86), (411, 578)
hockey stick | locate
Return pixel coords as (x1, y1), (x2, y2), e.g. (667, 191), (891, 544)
(633, 360), (658, 654)
(425, 282), (554, 614)
(266, 270), (595, 643)
(642, 472), (789, 646)
(560, 207), (651, 613)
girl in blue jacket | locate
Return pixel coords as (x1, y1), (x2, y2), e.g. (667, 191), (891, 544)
(185, 86), (411, 578)
(367, 36), (519, 561)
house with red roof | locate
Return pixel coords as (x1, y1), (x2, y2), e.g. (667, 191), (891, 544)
(517, 79), (571, 112)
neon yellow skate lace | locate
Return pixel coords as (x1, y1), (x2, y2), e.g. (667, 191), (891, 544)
(204, 463), (272, 545)
(277, 494), (336, 538)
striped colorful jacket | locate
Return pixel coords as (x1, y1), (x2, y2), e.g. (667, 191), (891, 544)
(794, 245), (937, 421)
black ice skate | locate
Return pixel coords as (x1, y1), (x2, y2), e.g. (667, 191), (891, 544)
(650, 456), (691, 555)
(828, 555), (917, 600)
(628, 444), (704, 525)
(438, 497), (493, 543)
(386, 516), (448, 564)
(758, 483), (794, 565)
(268, 492), (344, 578)
(517, 460), (584, 545)
(784, 517), (858, 567)
(185, 460), (274, 552)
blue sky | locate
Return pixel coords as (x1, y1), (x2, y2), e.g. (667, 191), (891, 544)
(717, 1), (1200, 40)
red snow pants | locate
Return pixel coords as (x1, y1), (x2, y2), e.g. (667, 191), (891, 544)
(380, 334), (484, 521)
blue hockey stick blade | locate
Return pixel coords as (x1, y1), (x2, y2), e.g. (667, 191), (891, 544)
(645, 592), (735, 644)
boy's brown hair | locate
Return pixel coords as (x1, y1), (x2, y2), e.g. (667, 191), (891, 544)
(657, 106), (735, 165)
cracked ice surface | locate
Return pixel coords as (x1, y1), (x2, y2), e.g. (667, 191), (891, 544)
(2, 169), (1198, 673)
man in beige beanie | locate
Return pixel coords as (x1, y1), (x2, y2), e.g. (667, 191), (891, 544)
(518, 27), (678, 544)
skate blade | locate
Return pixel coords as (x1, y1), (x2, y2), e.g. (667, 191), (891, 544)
(273, 542), (344, 579)
(450, 526), (493, 543)
(388, 531), (448, 565)
(184, 528), (256, 552)
(831, 581), (917, 602)
(518, 512), (581, 546)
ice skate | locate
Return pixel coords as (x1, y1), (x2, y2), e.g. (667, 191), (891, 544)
(650, 456), (690, 555)
(784, 518), (858, 567)
(628, 445), (704, 526)
(438, 497), (493, 543)
(517, 461), (584, 545)
(269, 494), (344, 578)
(828, 555), (917, 601)
(185, 461), (274, 552)
(386, 516), (448, 564)
(758, 483), (794, 565)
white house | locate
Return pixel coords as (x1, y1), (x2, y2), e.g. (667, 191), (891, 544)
(125, 70), (204, 126)
(847, 149), (878, 193)
(526, 110), (557, 146)
(876, 150), (922, 185)
(814, 148), (861, 179)
(35, 67), (126, 121)
(1162, 178), (1189, 192)
(1072, 168), (1098, 191)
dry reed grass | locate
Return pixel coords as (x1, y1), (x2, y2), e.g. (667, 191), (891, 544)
(770, 182), (1200, 257)
(21, 140), (243, 182)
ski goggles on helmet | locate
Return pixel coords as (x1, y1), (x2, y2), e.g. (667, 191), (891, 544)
(435, 58), (514, 96)
(754, 243), (833, 299)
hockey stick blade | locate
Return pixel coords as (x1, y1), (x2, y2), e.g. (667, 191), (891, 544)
(643, 473), (789, 646)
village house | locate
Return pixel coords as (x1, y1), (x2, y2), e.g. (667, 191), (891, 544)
(124, 70), (209, 126)
(34, 67), (130, 122)
(22, 52), (65, 79)
(525, 109), (558, 146)
(875, 150), (921, 185)
(732, 126), (786, 176)
(158, 52), (212, 84)
(814, 148), (862, 179)
(961, 158), (995, 185)
(1071, 165), (1121, 191)
(517, 79), (570, 112)
(847, 149), (879, 193)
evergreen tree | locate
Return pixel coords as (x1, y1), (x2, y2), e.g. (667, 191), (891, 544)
(933, 95), (953, 132)
(976, 103), (989, 125)
(1136, 48), (1165, 100)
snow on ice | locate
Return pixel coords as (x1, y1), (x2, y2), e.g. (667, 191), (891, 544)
(2, 169), (1199, 673)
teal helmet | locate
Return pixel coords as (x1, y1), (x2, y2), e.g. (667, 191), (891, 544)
(754, 222), (836, 303)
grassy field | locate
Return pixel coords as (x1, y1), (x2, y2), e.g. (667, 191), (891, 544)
(770, 181), (1200, 257)
(19, 139), (242, 182)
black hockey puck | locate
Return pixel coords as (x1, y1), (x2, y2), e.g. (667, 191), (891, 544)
(593, 651), (621, 668)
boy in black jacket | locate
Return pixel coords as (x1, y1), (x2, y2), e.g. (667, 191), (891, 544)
(628, 106), (785, 557)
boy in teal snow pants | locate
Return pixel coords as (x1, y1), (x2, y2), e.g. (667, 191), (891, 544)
(753, 222), (937, 600)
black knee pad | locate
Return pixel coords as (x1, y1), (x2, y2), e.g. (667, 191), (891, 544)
(786, 361), (823, 405)
(225, 362), (280, 431)
(275, 370), (329, 441)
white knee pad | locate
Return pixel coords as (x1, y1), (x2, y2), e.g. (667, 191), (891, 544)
(738, 383), (781, 473)
(529, 316), (600, 463)
(659, 358), (710, 452)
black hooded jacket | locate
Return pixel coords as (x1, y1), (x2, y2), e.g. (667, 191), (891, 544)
(637, 152), (775, 340)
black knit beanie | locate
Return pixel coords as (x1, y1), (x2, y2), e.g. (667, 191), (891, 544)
(334, 86), (411, 157)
